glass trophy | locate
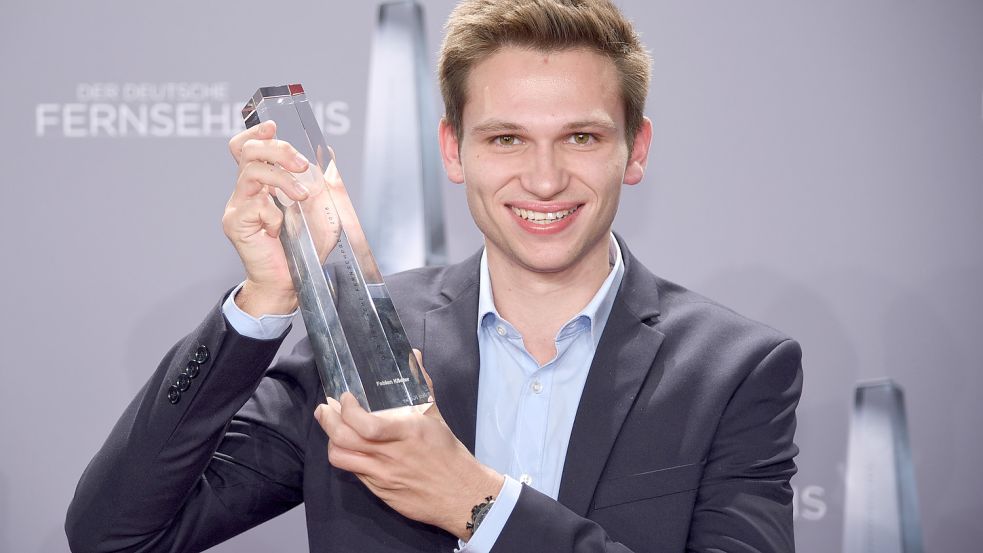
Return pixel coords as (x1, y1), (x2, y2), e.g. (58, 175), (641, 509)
(242, 84), (431, 413)
(362, 0), (446, 275)
(842, 379), (923, 553)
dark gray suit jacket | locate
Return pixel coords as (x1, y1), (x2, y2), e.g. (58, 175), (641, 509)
(67, 238), (802, 552)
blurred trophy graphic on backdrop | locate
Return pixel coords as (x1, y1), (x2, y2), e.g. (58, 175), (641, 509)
(843, 379), (923, 553)
(242, 84), (431, 413)
(361, 0), (446, 274)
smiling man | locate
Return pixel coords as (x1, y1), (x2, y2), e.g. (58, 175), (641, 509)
(67, 1), (802, 552)
(441, 43), (643, 367)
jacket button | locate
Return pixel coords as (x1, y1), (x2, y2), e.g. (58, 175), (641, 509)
(176, 373), (191, 392)
(185, 360), (200, 379)
(192, 345), (209, 364)
(167, 385), (181, 404)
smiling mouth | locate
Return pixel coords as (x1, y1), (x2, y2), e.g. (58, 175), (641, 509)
(510, 206), (580, 224)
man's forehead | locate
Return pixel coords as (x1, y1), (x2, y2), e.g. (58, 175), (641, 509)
(460, 46), (623, 131)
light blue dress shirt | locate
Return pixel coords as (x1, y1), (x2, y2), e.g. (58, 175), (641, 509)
(222, 235), (625, 552)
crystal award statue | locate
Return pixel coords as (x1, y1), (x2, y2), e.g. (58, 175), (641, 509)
(242, 84), (431, 413)
(843, 379), (924, 553)
(362, 0), (447, 275)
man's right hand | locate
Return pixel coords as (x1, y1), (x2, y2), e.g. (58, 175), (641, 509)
(223, 120), (312, 317)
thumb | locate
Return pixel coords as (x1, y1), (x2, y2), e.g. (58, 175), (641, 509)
(412, 349), (434, 395)
(412, 349), (442, 420)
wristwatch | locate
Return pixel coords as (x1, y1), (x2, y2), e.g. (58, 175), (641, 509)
(466, 495), (496, 537)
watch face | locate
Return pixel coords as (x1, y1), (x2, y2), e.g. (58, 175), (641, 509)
(468, 496), (496, 535)
(474, 501), (493, 525)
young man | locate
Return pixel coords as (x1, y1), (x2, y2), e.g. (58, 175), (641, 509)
(67, 1), (802, 552)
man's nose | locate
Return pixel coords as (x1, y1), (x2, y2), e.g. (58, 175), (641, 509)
(521, 144), (568, 199)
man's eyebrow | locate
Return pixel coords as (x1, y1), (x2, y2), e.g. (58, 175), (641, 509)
(561, 119), (618, 132)
(469, 118), (618, 135)
(469, 120), (528, 135)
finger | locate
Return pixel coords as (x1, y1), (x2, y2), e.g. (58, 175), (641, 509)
(412, 349), (443, 419)
(223, 193), (285, 240)
(322, 157), (347, 193)
(339, 392), (408, 442)
(326, 396), (342, 413)
(326, 441), (382, 476)
(251, 194), (286, 239)
(229, 120), (276, 164)
(235, 161), (310, 202)
(312, 144), (336, 171)
(315, 403), (372, 451)
(314, 402), (339, 435)
(239, 136), (310, 174)
(314, 400), (346, 437)
(412, 349), (434, 393)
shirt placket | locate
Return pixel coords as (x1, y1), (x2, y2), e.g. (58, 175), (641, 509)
(511, 359), (552, 491)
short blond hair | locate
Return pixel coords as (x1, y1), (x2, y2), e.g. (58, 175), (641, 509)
(438, 0), (652, 147)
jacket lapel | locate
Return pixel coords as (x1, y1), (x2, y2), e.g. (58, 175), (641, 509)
(557, 238), (666, 516)
(422, 252), (482, 453)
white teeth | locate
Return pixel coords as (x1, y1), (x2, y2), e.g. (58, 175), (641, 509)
(510, 206), (578, 224)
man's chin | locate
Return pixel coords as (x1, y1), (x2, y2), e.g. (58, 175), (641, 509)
(510, 248), (586, 276)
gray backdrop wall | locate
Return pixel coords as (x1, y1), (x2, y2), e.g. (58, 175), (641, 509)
(1, 1), (981, 551)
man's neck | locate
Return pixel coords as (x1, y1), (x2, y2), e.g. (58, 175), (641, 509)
(485, 237), (613, 360)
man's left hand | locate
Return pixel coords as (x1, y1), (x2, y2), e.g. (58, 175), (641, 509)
(314, 355), (504, 540)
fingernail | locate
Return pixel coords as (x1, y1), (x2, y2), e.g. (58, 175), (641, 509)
(294, 152), (309, 170)
(326, 397), (341, 412)
(291, 177), (310, 197)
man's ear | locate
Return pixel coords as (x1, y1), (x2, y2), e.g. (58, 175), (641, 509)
(623, 116), (653, 185)
(438, 118), (465, 184)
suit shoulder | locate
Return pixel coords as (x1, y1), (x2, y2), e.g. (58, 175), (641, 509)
(653, 276), (797, 355)
(384, 264), (457, 315)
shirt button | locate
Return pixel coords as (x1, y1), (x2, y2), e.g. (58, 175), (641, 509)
(530, 380), (543, 394)
(519, 474), (533, 486)
(496, 325), (507, 336)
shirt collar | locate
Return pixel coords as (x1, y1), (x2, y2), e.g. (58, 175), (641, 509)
(477, 234), (625, 347)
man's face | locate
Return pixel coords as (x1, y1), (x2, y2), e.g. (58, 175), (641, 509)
(439, 46), (651, 276)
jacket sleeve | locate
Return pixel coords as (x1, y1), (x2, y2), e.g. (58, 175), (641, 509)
(65, 297), (315, 553)
(489, 339), (803, 553)
(685, 339), (802, 552)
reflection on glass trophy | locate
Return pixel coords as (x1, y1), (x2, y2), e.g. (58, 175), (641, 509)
(242, 84), (431, 413)
(843, 379), (923, 553)
(361, 0), (446, 275)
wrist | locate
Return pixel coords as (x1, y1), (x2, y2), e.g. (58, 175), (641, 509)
(235, 280), (298, 317)
(449, 466), (504, 541)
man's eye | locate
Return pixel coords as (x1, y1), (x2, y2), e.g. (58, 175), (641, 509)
(494, 135), (519, 146)
(570, 133), (594, 145)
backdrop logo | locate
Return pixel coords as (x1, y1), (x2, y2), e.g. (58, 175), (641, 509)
(35, 82), (351, 138)
(792, 484), (827, 522)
